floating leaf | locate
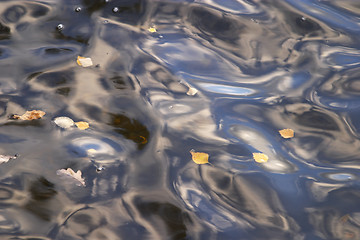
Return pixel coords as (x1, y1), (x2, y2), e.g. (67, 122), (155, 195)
(12, 110), (45, 120)
(75, 121), (89, 130)
(53, 116), (74, 129)
(182, 81), (198, 96)
(190, 151), (209, 164)
(148, 27), (157, 33)
(279, 128), (294, 139)
(56, 168), (85, 186)
(187, 87), (198, 96)
(253, 153), (268, 163)
(77, 56), (93, 67)
(87, 148), (97, 154)
(0, 154), (17, 164)
(87, 148), (97, 157)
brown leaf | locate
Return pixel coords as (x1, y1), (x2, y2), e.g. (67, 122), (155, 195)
(190, 150), (209, 164)
(56, 168), (85, 186)
(253, 153), (268, 163)
(13, 110), (45, 120)
(75, 121), (89, 130)
(279, 128), (294, 139)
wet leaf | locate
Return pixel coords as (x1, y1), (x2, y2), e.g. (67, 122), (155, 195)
(77, 56), (93, 67)
(75, 121), (89, 130)
(56, 168), (85, 187)
(253, 153), (268, 163)
(190, 151), (209, 164)
(148, 27), (157, 33)
(279, 128), (294, 139)
(0, 154), (17, 164)
(182, 81), (198, 96)
(187, 87), (198, 96)
(53, 116), (74, 129)
(12, 110), (45, 120)
(86, 148), (97, 157)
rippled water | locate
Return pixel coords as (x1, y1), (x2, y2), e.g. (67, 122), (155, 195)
(0, 0), (359, 239)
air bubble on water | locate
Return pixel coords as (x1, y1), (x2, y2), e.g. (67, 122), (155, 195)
(104, 0), (109, 2)
(159, 35), (163, 38)
(96, 166), (104, 172)
(57, 24), (64, 31)
(301, 16), (306, 21)
(112, 7), (119, 13)
(75, 7), (81, 12)
(103, 20), (109, 24)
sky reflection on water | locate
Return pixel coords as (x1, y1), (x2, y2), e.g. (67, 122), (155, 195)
(0, 0), (359, 239)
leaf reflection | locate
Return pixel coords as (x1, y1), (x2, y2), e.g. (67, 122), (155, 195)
(24, 177), (57, 221)
(135, 199), (190, 240)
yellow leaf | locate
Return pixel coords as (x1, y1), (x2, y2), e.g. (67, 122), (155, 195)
(148, 27), (157, 33)
(279, 128), (294, 139)
(77, 56), (93, 67)
(75, 121), (89, 130)
(13, 110), (45, 120)
(253, 153), (268, 163)
(190, 151), (209, 164)
(87, 148), (97, 154)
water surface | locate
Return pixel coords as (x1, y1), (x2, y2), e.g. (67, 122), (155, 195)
(0, 0), (360, 239)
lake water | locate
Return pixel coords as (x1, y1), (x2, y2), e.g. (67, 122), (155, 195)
(0, 0), (360, 239)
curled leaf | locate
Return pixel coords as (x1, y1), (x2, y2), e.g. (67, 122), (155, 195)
(77, 56), (93, 67)
(53, 116), (74, 129)
(0, 154), (17, 164)
(279, 128), (294, 139)
(253, 153), (268, 163)
(56, 168), (85, 186)
(148, 27), (157, 33)
(75, 121), (89, 130)
(12, 110), (45, 120)
(190, 150), (209, 164)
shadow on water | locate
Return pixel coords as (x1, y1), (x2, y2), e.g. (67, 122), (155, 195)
(0, 0), (359, 239)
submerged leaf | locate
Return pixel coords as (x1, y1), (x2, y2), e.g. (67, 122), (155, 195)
(12, 110), (45, 120)
(56, 168), (85, 186)
(0, 154), (17, 164)
(53, 116), (74, 129)
(253, 153), (268, 163)
(190, 151), (209, 164)
(75, 121), (89, 130)
(279, 128), (294, 139)
(77, 56), (93, 67)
